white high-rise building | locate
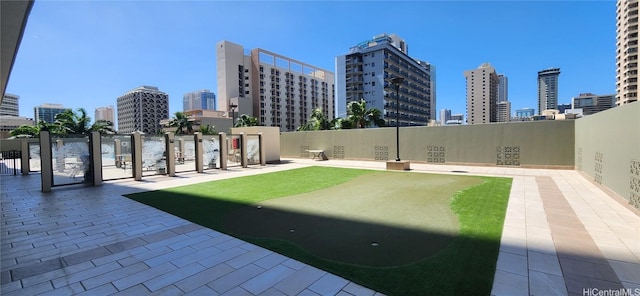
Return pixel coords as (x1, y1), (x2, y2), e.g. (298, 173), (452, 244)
(464, 63), (498, 125)
(116, 86), (169, 134)
(217, 40), (335, 131)
(616, 0), (639, 105)
(497, 101), (511, 123)
(538, 68), (560, 114)
(336, 33), (435, 127)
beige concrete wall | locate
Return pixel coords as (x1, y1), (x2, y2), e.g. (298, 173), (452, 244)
(281, 120), (575, 168)
(232, 126), (280, 163)
(575, 103), (640, 208)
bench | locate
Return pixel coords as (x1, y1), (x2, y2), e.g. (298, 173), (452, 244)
(307, 150), (327, 161)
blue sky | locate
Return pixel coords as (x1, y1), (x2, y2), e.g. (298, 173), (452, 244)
(7, 0), (616, 123)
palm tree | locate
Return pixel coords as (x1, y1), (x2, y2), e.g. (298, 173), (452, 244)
(54, 108), (93, 134)
(199, 124), (218, 135)
(346, 99), (385, 128)
(9, 125), (39, 138)
(169, 112), (194, 135)
(90, 120), (115, 134)
(297, 108), (330, 131)
(235, 114), (258, 127)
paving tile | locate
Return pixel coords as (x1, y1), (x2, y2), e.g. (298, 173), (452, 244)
(117, 246), (172, 267)
(144, 246), (197, 267)
(308, 273), (349, 296)
(41, 282), (86, 296)
(3, 280), (52, 296)
(62, 246), (111, 266)
(608, 260), (640, 284)
(148, 284), (184, 296)
(226, 247), (271, 269)
(254, 253), (290, 269)
(20, 260), (94, 288)
(103, 237), (147, 254)
(81, 262), (148, 290)
(241, 265), (296, 295)
(220, 286), (253, 296)
(185, 285), (220, 296)
(111, 283), (151, 296)
(0, 280), (22, 294)
(112, 261), (178, 291)
(495, 251), (528, 277)
(528, 251), (562, 276)
(529, 270), (567, 296)
(208, 264), (265, 294)
(175, 263), (235, 293)
(10, 257), (65, 281)
(490, 269), (528, 296)
(144, 262), (207, 292)
(75, 283), (118, 296)
(199, 247), (247, 268)
(274, 265), (327, 295)
(342, 282), (377, 296)
(259, 288), (288, 296)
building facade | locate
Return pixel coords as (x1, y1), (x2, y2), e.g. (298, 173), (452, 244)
(336, 33), (434, 127)
(34, 103), (69, 124)
(116, 86), (169, 134)
(538, 68), (560, 114)
(616, 0), (639, 105)
(464, 63), (498, 125)
(513, 107), (535, 121)
(439, 109), (451, 126)
(95, 105), (114, 122)
(572, 93), (616, 115)
(183, 90), (216, 112)
(1, 93), (19, 116)
(498, 74), (508, 102)
(217, 40), (335, 132)
(497, 101), (511, 122)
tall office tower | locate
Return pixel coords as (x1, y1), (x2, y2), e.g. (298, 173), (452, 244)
(616, 0), (639, 105)
(572, 93), (616, 115)
(419, 61), (437, 121)
(116, 86), (169, 134)
(464, 63), (498, 125)
(498, 74), (508, 102)
(34, 103), (69, 123)
(95, 105), (114, 123)
(1, 93), (19, 116)
(537, 68), (560, 114)
(183, 89), (216, 112)
(440, 109), (451, 126)
(336, 33), (434, 127)
(217, 40), (334, 132)
(496, 101), (511, 122)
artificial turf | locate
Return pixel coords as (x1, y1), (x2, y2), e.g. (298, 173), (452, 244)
(126, 166), (512, 296)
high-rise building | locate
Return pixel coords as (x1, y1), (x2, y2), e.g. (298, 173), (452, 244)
(498, 74), (508, 102)
(217, 40), (334, 132)
(34, 103), (69, 124)
(1, 93), (19, 116)
(497, 101), (511, 122)
(616, 0), (639, 105)
(116, 86), (169, 134)
(336, 33), (434, 127)
(95, 105), (114, 123)
(538, 68), (560, 114)
(557, 103), (572, 114)
(183, 90), (216, 112)
(513, 107), (535, 121)
(572, 93), (616, 115)
(439, 109), (451, 126)
(464, 63), (498, 124)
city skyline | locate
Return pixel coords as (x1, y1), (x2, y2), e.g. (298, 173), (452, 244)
(6, 1), (615, 123)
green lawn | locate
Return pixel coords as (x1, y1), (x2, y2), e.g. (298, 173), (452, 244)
(126, 166), (512, 295)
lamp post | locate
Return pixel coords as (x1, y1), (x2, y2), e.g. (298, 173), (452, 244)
(229, 103), (237, 128)
(390, 77), (404, 161)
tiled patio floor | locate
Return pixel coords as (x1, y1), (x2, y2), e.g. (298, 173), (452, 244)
(1, 159), (638, 295)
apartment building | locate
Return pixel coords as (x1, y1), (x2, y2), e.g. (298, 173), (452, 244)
(336, 33), (435, 127)
(464, 63), (499, 124)
(183, 89), (216, 112)
(572, 93), (616, 115)
(1, 93), (19, 116)
(116, 86), (169, 134)
(616, 0), (640, 105)
(216, 40), (334, 132)
(33, 103), (69, 124)
(538, 68), (561, 114)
